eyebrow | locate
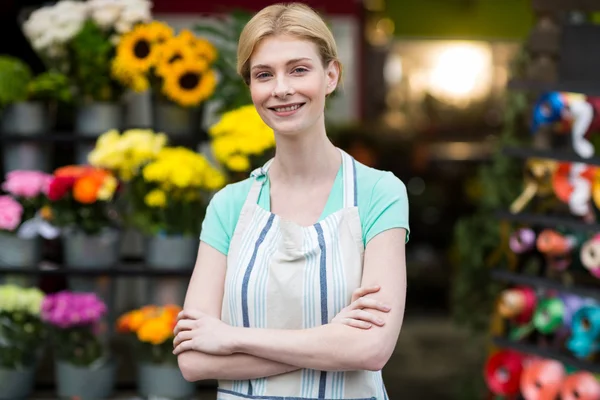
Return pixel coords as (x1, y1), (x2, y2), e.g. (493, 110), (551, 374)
(251, 57), (313, 71)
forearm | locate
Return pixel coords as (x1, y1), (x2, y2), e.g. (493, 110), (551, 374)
(177, 350), (299, 382)
(233, 324), (387, 372)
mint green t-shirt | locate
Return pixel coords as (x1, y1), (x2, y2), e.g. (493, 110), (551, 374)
(200, 160), (410, 255)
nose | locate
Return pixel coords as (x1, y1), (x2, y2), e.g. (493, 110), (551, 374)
(272, 76), (294, 98)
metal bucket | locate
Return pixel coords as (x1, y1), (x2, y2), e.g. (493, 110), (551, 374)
(137, 362), (196, 399)
(74, 102), (123, 164)
(153, 101), (203, 137)
(0, 232), (41, 286)
(0, 365), (36, 400)
(55, 359), (117, 399)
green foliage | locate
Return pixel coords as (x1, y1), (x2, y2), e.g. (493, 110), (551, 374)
(0, 56), (33, 107)
(69, 21), (119, 102)
(0, 311), (46, 369)
(194, 10), (254, 114)
(28, 71), (73, 103)
(450, 49), (531, 333)
(51, 325), (105, 366)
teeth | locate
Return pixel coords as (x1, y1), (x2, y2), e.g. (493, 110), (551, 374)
(274, 104), (301, 112)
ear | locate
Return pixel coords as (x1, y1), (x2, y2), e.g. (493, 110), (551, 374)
(325, 60), (340, 95)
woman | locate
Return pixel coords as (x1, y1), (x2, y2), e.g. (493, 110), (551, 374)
(173, 3), (409, 399)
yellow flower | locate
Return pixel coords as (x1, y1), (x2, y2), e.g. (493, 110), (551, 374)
(136, 317), (173, 345)
(145, 189), (167, 208)
(111, 58), (150, 92)
(161, 58), (216, 107)
(226, 154), (251, 172)
(155, 36), (197, 77)
(97, 175), (118, 201)
(146, 21), (174, 43)
(115, 24), (160, 73)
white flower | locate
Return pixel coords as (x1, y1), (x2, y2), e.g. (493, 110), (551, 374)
(88, 0), (124, 29)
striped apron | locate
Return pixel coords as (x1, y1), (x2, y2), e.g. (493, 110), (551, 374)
(218, 149), (389, 399)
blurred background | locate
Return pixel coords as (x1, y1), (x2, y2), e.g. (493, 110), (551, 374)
(2, 0), (600, 399)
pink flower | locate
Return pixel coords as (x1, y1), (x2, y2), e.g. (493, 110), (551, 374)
(2, 170), (53, 199)
(0, 195), (23, 231)
(40, 291), (107, 329)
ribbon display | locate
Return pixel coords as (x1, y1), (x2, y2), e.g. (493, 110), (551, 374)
(553, 162), (596, 217)
(536, 229), (576, 271)
(533, 298), (565, 335)
(520, 358), (565, 400)
(484, 350), (524, 396)
(510, 228), (537, 254)
(581, 234), (600, 279)
(498, 287), (537, 324)
(510, 159), (557, 214)
(560, 372), (600, 400)
(567, 305), (600, 359)
(560, 294), (590, 328)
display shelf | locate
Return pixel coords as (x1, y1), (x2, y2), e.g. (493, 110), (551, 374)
(0, 263), (194, 277)
(501, 145), (600, 166)
(0, 132), (203, 146)
(493, 336), (600, 373)
(532, 0), (600, 12)
(507, 79), (600, 97)
(495, 210), (600, 232)
(490, 269), (600, 301)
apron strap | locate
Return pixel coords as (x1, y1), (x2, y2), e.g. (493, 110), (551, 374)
(341, 149), (358, 207)
(245, 158), (275, 206)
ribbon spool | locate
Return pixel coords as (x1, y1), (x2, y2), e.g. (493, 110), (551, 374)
(560, 372), (600, 400)
(509, 228), (537, 254)
(484, 350), (524, 396)
(511, 159), (557, 214)
(560, 294), (589, 328)
(498, 287), (537, 324)
(553, 162), (596, 217)
(536, 229), (576, 271)
(567, 305), (600, 359)
(533, 298), (565, 335)
(581, 234), (600, 279)
(520, 358), (566, 400)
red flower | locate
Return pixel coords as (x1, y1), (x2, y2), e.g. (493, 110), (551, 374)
(47, 176), (76, 201)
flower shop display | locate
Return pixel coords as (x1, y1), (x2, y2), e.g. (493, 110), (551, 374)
(0, 170), (58, 274)
(111, 21), (218, 135)
(46, 165), (122, 270)
(41, 290), (116, 399)
(0, 285), (46, 400)
(209, 104), (276, 180)
(0, 56), (72, 171)
(117, 304), (195, 399)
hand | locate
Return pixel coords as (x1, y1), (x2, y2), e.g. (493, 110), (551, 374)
(173, 309), (237, 356)
(331, 285), (391, 329)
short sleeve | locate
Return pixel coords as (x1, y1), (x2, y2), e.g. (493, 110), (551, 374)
(200, 186), (233, 255)
(363, 172), (410, 245)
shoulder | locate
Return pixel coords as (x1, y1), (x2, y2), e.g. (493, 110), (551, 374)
(209, 177), (254, 209)
(354, 161), (407, 204)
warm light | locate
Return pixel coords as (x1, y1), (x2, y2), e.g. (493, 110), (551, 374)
(428, 43), (492, 105)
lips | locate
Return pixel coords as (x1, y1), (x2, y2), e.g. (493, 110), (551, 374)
(268, 103), (305, 112)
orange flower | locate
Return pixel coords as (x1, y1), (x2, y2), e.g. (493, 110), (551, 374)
(116, 312), (132, 333)
(73, 174), (102, 203)
(137, 317), (174, 345)
(55, 165), (92, 179)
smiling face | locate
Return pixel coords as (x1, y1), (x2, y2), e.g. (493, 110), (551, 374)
(249, 35), (339, 137)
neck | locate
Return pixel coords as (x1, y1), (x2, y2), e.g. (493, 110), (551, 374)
(269, 125), (340, 185)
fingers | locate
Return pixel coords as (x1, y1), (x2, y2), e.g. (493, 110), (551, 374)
(173, 330), (193, 348)
(349, 297), (391, 313)
(349, 309), (385, 326)
(173, 319), (196, 336)
(173, 339), (192, 355)
(351, 285), (381, 302)
(341, 317), (373, 329)
(177, 309), (205, 321)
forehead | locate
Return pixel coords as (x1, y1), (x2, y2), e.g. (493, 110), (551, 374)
(251, 35), (320, 67)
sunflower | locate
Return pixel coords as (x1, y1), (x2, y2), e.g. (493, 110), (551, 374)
(116, 24), (160, 73)
(194, 37), (218, 64)
(162, 58), (217, 107)
(146, 20), (174, 44)
(155, 36), (197, 77)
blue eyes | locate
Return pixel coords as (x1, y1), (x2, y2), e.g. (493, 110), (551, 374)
(255, 67), (308, 80)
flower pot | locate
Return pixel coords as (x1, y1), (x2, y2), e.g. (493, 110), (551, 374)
(153, 100), (203, 137)
(0, 365), (37, 399)
(137, 362), (196, 399)
(145, 235), (197, 305)
(0, 232), (41, 286)
(55, 359), (116, 399)
(74, 102), (123, 164)
(0, 101), (51, 172)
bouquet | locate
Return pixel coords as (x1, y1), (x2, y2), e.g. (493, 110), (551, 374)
(0, 170), (58, 239)
(41, 291), (108, 366)
(46, 165), (121, 235)
(111, 21), (218, 107)
(0, 285), (46, 369)
(130, 147), (226, 236)
(117, 304), (181, 364)
(22, 0), (152, 102)
(209, 105), (276, 177)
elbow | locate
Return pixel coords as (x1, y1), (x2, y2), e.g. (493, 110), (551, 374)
(178, 352), (209, 382)
(357, 341), (394, 372)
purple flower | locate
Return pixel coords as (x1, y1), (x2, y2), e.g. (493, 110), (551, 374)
(40, 291), (107, 329)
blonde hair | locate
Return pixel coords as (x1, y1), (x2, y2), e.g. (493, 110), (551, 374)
(237, 2), (342, 86)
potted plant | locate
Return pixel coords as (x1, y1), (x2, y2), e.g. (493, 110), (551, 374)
(0, 284), (46, 400)
(0, 56), (72, 171)
(0, 170), (58, 279)
(45, 165), (122, 270)
(208, 104), (276, 181)
(41, 290), (115, 399)
(111, 22), (218, 136)
(117, 304), (195, 398)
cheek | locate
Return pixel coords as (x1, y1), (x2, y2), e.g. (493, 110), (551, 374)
(250, 83), (271, 106)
